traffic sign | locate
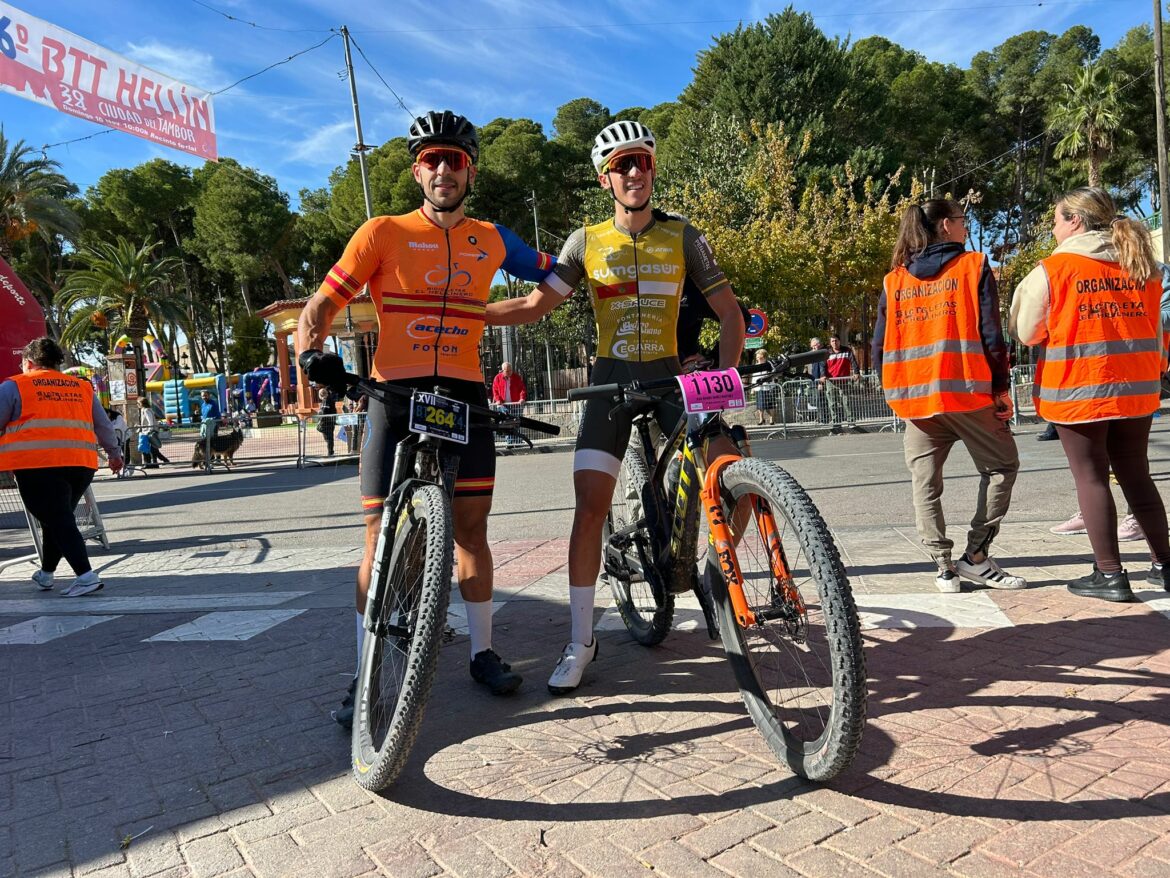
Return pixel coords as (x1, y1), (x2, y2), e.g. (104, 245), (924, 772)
(746, 309), (768, 338)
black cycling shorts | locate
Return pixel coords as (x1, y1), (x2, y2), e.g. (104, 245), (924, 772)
(575, 356), (684, 473)
(359, 377), (495, 515)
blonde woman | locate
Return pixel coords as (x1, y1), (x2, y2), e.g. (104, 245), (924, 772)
(1010, 187), (1170, 601)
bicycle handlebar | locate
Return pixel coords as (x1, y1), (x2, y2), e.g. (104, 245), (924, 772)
(344, 373), (560, 436)
(566, 350), (831, 403)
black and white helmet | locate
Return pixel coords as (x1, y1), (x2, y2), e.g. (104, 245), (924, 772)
(591, 120), (656, 173)
(407, 110), (479, 163)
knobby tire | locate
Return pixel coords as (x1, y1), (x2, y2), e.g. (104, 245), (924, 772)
(352, 483), (453, 791)
(604, 443), (674, 645)
(711, 458), (866, 782)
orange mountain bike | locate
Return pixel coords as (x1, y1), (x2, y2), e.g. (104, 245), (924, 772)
(568, 350), (866, 781)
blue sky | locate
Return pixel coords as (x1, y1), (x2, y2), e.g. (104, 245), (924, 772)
(1, 0), (1153, 207)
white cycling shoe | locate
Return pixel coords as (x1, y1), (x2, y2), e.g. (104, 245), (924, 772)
(547, 639), (598, 695)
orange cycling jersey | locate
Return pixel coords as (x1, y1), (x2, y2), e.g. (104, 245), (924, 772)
(318, 210), (554, 382)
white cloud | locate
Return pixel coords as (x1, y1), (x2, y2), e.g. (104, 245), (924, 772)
(123, 40), (225, 91)
(283, 119), (355, 166)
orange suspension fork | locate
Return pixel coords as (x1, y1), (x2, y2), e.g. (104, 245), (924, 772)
(752, 496), (805, 613)
(700, 452), (755, 627)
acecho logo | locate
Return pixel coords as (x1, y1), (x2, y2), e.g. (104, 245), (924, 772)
(406, 318), (470, 340)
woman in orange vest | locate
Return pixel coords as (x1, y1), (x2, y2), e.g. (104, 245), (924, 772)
(0, 338), (123, 596)
(873, 198), (1024, 593)
(1010, 187), (1170, 602)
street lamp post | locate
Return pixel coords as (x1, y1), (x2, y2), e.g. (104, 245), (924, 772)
(526, 190), (555, 400)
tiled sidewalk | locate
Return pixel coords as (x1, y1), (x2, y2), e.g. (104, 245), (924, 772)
(1, 526), (1168, 878)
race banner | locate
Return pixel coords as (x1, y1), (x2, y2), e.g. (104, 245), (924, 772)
(0, 3), (217, 160)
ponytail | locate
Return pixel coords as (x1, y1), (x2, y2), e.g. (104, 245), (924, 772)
(890, 198), (963, 270)
(1110, 216), (1156, 286)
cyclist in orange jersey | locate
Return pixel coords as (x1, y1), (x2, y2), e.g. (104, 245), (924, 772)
(297, 111), (556, 724)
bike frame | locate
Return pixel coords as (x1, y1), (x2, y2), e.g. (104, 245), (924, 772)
(631, 403), (807, 632)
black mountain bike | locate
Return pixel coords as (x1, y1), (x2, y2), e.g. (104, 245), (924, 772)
(344, 374), (558, 791)
(569, 350), (866, 781)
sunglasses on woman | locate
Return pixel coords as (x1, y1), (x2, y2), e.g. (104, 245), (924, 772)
(606, 152), (654, 175)
(416, 148), (471, 172)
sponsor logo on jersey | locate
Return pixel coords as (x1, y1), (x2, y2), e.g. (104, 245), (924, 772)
(611, 339), (666, 358)
(610, 297), (667, 310)
(408, 241), (440, 250)
(592, 263), (681, 282)
(407, 318), (471, 340)
(615, 320), (661, 337)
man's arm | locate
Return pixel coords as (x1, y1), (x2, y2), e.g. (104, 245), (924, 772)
(485, 283), (564, 326)
(706, 286), (745, 369)
(297, 292), (342, 358)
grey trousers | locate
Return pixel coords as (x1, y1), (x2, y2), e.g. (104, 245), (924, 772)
(903, 406), (1019, 563)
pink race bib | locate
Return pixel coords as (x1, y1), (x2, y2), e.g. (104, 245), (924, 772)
(676, 368), (746, 413)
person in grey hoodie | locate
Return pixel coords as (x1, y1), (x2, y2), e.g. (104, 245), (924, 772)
(873, 198), (1024, 593)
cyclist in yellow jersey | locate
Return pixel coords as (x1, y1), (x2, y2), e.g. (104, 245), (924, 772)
(297, 111), (556, 723)
(487, 120), (745, 693)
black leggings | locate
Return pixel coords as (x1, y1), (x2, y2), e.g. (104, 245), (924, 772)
(14, 466), (96, 576)
(1057, 416), (1170, 572)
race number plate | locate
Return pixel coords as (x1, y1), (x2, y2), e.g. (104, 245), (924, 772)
(409, 391), (470, 444)
(676, 368), (746, 413)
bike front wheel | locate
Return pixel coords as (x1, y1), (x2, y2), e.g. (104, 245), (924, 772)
(603, 443), (673, 645)
(352, 483), (453, 791)
(710, 457), (866, 782)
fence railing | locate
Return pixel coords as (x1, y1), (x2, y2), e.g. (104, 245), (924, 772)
(1009, 364), (1038, 426)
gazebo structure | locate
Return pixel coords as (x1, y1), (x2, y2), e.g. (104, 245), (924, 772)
(257, 292), (378, 414)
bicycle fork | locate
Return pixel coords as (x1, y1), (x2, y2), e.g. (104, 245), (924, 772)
(700, 453), (804, 629)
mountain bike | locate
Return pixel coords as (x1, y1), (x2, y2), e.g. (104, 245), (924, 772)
(344, 374), (559, 791)
(568, 350), (866, 781)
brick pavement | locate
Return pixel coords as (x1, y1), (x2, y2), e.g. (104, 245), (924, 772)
(1, 517), (1169, 876)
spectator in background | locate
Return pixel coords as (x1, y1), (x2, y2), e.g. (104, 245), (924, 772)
(876, 198), (1024, 594)
(137, 396), (171, 466)
(105, 407), (128, 460)
(316, 387), (337, 456)
(491, 362), (527, 447)
(823, 335), (859, 433)
(0, 338), (123, 596)
(1010, 186), (1170, 602)
(199, 390), (221, 441)
(750, 349), (778, 425)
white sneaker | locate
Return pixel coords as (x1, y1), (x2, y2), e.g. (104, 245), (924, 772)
(547, 639), (598, 695)
(61, 571), (103, 597)
(934, 559), (960, 593)
(954, 555), (1026, 590)
(32, 570), (54, 591)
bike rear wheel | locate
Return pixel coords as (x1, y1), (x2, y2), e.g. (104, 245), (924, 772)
(352, 484), (453, 790)
(603, 443), (674, 645)
(711, 458), (865, 781)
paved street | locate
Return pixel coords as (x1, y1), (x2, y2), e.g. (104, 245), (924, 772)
(2, 422), (1169, 878)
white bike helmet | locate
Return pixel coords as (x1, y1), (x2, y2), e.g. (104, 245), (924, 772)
(591, 120), (656, 173)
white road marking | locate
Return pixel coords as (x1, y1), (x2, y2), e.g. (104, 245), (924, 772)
(0, 592), (309, 616)
(146, 609), (306, 642)
(0, 615), (122, 645)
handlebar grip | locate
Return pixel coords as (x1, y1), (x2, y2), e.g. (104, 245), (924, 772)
(567, 383), (622, 402)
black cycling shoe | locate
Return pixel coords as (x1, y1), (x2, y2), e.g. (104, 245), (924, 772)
(331, 676), (356, 730)
(470, 649), (522, 695)
(1067, 567), (1137, 603)
(1148, 563), (1170, 592)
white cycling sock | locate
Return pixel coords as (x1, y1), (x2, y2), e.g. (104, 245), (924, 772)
(464, 599), (493, 658)
(354, 612), (364, 676)
(569, 585), (596, 646)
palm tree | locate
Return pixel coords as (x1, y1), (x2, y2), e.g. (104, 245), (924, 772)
(0, 129), (80, 259)
(57, 238), (193, 379)
(1048, 63), (1121, 189)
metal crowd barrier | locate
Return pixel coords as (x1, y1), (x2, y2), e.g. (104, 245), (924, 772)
(0, 472), (109, 573)
(751, 375), (901, 438)
(153, 414), (304, 472)
(1009, 365), (1038, 426)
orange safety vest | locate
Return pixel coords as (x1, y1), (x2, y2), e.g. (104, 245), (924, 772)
(1034, 253), (1162, 424)
(0, 369), (99, 471)
(881, 252), (993, 419)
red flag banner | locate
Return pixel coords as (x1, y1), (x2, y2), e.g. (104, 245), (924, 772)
(0, 256), (45, 380)
(0, 3), (217, 160)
